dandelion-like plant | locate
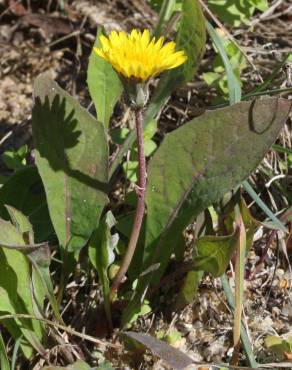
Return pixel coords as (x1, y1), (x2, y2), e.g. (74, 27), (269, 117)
(94, 29), (187, 300)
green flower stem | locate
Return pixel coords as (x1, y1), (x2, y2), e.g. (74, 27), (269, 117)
(110, 108), (146, 299)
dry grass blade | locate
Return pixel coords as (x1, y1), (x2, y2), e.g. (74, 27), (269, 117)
(231, 206), (246, 366)
(0, 314), (120, 349)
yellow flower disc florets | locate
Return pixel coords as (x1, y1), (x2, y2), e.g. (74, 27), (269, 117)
(94, 29), (187, 82)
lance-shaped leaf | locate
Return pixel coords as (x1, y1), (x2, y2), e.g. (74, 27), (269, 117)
(32, 75), (108, 253)
(87, 28), (123, 128)
(144, 98), (291, 276)
(122, 98), (291, 325)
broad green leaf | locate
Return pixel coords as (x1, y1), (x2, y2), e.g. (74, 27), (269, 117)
(193, 231), (239, 277)
(202, 71), (221, 86)
(0, 219), (45, 356)
(144, 98), (290, 275)
(0, 166), (54, 243)
(122, 98), (291, 325)
(89, 211), (118, 329)
(87, 28), (123, 128)
(32, 75), (108, 254)
(265, 336), (292, 356)
(109, 0), (206, 178)
(0, 333), (10, 370)
(165, 330), (183, 346)
(126, 300), (152, 326)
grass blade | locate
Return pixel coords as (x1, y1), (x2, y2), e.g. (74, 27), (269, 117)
(272, 144), (292, 155)
(249, 53), (291, 95)
(153, 0), (177, 37)
(243, 86), (292, 99)
(242, 180), (287, 233)
(11, 336), (22, 370)
(206, 21), (241, 105)
(0, 333), (10, 370)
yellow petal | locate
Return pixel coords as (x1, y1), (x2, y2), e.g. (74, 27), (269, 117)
(92, 28), (187, 81)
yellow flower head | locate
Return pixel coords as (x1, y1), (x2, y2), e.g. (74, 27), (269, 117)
(94, 29), (187, 82)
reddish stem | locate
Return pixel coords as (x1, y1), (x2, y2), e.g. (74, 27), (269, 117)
(110, 108), (146, 299)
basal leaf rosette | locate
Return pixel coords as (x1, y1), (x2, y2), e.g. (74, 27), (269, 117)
(94, 29), (187, 107)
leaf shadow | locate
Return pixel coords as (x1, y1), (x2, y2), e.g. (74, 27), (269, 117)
(33, 95), (107, 193)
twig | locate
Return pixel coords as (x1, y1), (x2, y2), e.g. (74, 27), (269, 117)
(260, 4), (292, 22)
(231, 209), (246, 366)
(251, 0), (284, 25)
(0, 313), (120, 348)
(110, 108), (147, 299)
(0, 0), (23, 20)
(47, 30), (80, 48)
